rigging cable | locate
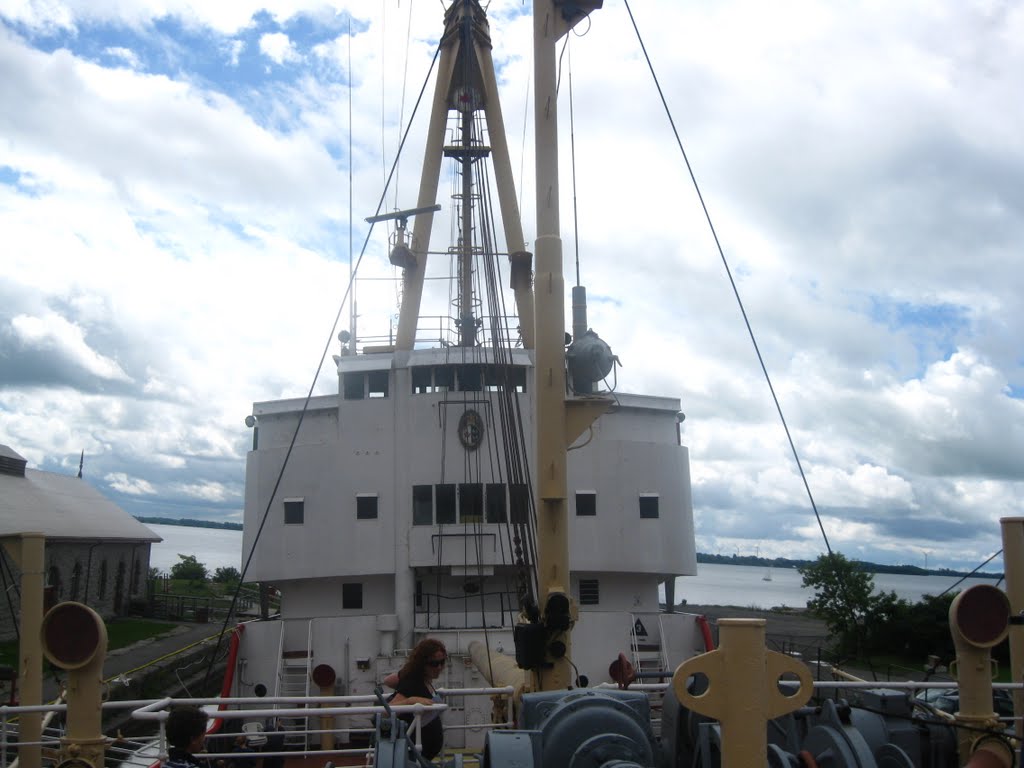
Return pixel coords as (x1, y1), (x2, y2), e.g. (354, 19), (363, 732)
(567, 39), (581, 288)
(937, 550), (1003, 597)
(201, 39), (445, 687)
(623, 0), (832, 556)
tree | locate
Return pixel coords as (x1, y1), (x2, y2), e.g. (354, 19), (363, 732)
(170, 554), (208, 581)
(799, 552), (878, 656)
(213, 566), (241, 583)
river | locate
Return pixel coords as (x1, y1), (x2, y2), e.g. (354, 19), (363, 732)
(147, 525), (999, 609)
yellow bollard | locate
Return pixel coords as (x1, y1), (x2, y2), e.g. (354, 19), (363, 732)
(672, 618), (812, 768)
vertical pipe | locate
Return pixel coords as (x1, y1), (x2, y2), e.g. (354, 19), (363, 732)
(14, 533), (44, 768)
(1000, 517), (1024, 741)
(532, 0), (572, 692)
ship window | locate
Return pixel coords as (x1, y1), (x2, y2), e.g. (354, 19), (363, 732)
(458, 364), (482, 392)
(434, 366), (454, 391)
(342, 583), (363, 609)
(368, 370), (389, 399)
(436, 484), (457, 524)
(485, 365), (527, 393)
(575, 491), (596, 516)
(510, 367), (527, 393)
(639, 494), (659, 519)
(486, 483), (507, 522)
(343, 372), (365, 400)
(356, 494), (379, 519)
(284, 498), (305, 524)
(460, 483), (483, 522)
(415, 580), (423, 608)
(510, 483), (530, 524)
(413, 485), (433, 525)
(412, 367), (432, 394)
(579, 579), (599, 605)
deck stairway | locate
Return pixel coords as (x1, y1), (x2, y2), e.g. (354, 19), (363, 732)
(275, 623), (312, 749)
(630, 615), (670, 738)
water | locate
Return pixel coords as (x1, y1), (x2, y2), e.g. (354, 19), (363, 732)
(146, 525), (999, 607)
(147, 523), (243, 575)
(675, 562), (1001, 610)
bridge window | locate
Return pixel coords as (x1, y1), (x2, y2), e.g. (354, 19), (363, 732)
(436, 484), (457, 524)
(284, 498), (305, 524)
(639, 494), (659, 519)
(368, 370), (389, 398)
(486, 483), (507, 523)
(357, 493), (379, 519)
(342, 583), (363, 609)
(510, 483), (530, 523)
(459, 483), (483, 522)
(413, 485), (433, 525)
(575, 491), (596, 517)
(343, 372), (365, 400)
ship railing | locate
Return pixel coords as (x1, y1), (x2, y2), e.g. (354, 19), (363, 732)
(415, 587), (520, 630)
(353, 311), (523, 352)
(0, 688), (515, 768)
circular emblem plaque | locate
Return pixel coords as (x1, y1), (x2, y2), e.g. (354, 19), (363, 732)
(457, 409), (484, 451)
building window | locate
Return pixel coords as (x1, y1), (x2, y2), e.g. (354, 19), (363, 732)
(343, 372), (364, 400)
(98, 560), (108, 600)
(575, 491), (596, 516)
(413, 485), (433, 525)
(436, 484), (456, 524)
(342, 583), (363, 609)
(131, 559), (141, 593)
(486, 483), (507, 523)
(284, 498), (305, 524)
(48, 565), (62, 598)
(579, 579), (600, 606)
(639, 494), (659, 519)
(367, 370), (389, 398)
(460, 483), (483, 522)
(70, 561), (82, 601)
(356, 494), (379, 519)
(510, 483), (530, 523)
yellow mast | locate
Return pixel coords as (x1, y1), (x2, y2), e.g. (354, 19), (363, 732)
(531, 0), (606, 692)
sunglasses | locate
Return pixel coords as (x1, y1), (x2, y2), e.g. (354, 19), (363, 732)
(427, 658), (447, 668)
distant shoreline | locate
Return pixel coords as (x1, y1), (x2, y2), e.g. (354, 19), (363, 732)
(136, 517), (1002, 579)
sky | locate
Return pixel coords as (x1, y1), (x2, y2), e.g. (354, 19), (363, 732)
(1, 0), (1021, 574)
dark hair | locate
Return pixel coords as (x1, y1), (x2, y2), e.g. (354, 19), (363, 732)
(398, 638), (447, 682)
(166, 705), (207, 750)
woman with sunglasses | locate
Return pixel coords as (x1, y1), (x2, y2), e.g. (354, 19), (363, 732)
(389, 638), (448, 760)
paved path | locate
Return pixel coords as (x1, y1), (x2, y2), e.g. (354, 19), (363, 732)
(42, 620), (234, 703)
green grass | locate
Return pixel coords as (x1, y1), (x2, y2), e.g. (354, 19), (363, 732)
(0, 617), (179, 669)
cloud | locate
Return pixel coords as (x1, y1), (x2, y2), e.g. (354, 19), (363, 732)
(259, 31), (299, 65)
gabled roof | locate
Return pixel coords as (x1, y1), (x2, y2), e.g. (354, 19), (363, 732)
(0, 467), (161, 543)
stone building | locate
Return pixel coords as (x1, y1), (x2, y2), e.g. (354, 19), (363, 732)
(0, 444), (161, 641)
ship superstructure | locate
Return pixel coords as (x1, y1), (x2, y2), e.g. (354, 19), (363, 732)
(234, 0), (699, 750)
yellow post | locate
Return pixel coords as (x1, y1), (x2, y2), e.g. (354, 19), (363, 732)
(1000, 517), (1024, 742)
(672, 618), (812, 768)
(1, 533), (45, 768)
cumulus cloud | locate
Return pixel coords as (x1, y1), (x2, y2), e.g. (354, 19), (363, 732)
(0, 0), (1021, 571)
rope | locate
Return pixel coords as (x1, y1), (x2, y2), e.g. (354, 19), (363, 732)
(202, 38), (444, 688)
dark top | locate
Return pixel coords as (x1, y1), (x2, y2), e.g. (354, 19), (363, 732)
(394, 675), (443, 760)
(163, 748), (205, 768)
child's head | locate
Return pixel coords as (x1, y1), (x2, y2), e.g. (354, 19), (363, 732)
(166, 705), (207, 752)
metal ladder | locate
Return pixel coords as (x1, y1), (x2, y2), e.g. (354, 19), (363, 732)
(630, 614), (670, 738)
(274, 621), (312, 749)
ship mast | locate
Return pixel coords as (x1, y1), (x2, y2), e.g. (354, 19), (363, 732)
(391, 0), (535, 351)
